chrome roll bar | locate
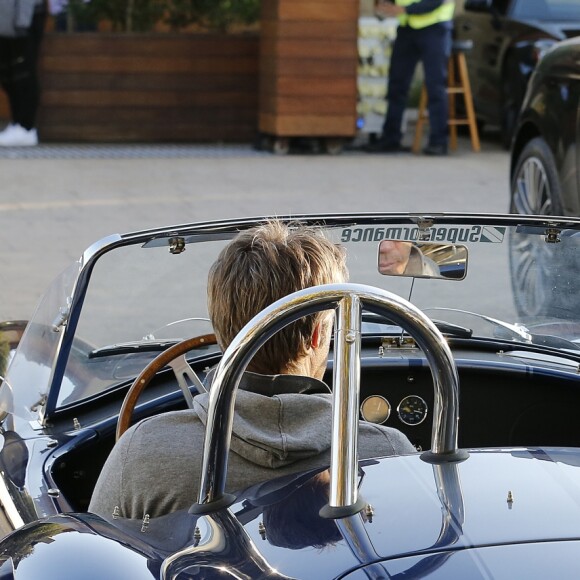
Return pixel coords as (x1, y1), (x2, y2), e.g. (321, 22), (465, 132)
(191, 283), (466, 516)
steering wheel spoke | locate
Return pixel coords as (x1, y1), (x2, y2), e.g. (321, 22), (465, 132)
(167, 354), (207, 409)
(116, 334), (217, 441)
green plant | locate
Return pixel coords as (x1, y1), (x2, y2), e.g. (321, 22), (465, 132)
(64, 0), (261, 33)
(177, 0), (261, 32)
(89, 0), (165, 32)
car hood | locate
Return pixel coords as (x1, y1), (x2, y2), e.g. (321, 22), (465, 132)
(346, 540), (580, 578)
(3, 448), (580, 579)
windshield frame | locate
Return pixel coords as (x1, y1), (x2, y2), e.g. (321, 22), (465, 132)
(6, 212), (580, 424)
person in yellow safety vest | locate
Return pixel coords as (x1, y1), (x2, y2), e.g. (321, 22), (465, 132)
(365, 0), (455, 156)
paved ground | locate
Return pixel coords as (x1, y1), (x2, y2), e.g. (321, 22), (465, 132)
(0, 132), (510, 321)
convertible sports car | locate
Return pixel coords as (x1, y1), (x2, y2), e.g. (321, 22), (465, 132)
(1, 213), (580, 578)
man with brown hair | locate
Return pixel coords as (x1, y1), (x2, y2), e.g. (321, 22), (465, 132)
(90, 221), (414, 521)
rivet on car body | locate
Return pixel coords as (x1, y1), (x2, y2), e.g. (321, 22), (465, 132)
(194, 526), (202, 546)
(258, 521), (266, 540)
(507, 491), (514, 508)
(365, 504), (375, 523)
(47, 488), (60, 497)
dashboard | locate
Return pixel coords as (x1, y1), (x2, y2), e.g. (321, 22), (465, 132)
(323, 345), (580, 452)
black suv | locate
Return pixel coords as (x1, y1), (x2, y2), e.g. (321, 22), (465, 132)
(510, 36), (580, 218)
(455, 0), (580, 146)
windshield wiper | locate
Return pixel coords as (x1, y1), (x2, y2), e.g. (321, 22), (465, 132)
(89, 339), (180, 358)
(424, 307), (531, 341)
(361, 312), (473, 339)
(424, 307), (580, 352)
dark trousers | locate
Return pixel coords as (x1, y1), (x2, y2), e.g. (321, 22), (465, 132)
(382, 22), (451, 147)
(0, 8), (47, 130)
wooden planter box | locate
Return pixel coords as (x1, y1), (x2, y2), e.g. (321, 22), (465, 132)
(0, 32), (260, 143)
(259, 0), (359, 143)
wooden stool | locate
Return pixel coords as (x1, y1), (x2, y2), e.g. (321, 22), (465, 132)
(413, 40), (480, 153)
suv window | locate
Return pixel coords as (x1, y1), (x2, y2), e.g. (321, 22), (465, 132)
(511, 0), (580, 20)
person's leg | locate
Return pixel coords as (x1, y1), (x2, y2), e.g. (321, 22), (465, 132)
(0, 36), (15, 126)
(380, 27), (420, 147)
(8, 8), (47, 131)
(419, 23), (451, 151)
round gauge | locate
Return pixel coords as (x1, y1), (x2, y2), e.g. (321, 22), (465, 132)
(360, 395), (391, 424)
(397, 395), (428, 426)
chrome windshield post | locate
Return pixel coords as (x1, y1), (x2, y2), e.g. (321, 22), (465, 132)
(322, 294), (366, 518)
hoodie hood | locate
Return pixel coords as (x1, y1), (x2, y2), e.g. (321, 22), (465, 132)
(193, 373), (333, 469)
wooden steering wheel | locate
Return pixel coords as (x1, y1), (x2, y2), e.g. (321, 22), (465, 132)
(116, 333), (217, 441)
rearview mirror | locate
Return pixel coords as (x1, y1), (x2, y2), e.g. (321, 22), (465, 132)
(377, 241), (468, 280)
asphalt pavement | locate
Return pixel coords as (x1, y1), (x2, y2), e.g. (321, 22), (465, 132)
(0, 131), (510, 322)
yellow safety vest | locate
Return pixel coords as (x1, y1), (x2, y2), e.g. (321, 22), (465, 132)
(395, 0), (455, 29)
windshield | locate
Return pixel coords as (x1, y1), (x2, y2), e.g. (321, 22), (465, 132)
(511, 0), (580, 20)
(1, 260), (81, 420)
(5, 216), (580, 417)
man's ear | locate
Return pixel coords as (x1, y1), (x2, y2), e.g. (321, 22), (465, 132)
(311, 322), (322, 349)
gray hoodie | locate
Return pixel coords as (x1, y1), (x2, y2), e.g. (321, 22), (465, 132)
(0, 0), (44, 37)
(89, 375), (415, 520)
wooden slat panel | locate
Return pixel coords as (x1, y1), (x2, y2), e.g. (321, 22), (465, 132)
(260, 75), (356, 98)
(260, 38), (357, 59)
(262, 0), (358, 22)
(259, 112), (355, 136)
(39, 106), (257, 125)
(34, 32), (260, 142)
(41, 72), (258, 92)
(42, 33), (259, 57)
(41, 89), (258, 108)
(42, 55), (258, 75)
(260, 95), (356, 115)
(261, 20), (356, 41)
(261, 20), (357, 41)
(260, 57), (355, 78)
(258, 0), (358, 139)
(40, 123), (257, 142)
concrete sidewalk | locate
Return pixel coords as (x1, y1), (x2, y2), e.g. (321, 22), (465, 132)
(0, 134), (510, 321)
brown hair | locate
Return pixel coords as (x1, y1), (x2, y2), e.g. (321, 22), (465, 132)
(207, 220), (347, 374)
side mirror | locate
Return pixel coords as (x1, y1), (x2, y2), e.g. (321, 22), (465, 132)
(377, 241), (468, 280)
(463, 0), (492, 12)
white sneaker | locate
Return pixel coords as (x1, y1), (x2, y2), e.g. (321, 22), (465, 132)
(0, 123), (38, 146)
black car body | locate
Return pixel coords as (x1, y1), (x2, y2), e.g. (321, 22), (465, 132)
(454, 0), (580, 145)
(3, 214), (580, 577)
(510, 36), (580, 218)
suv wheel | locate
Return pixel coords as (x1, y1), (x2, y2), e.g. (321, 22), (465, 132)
(509, 137), (574, 318)
(510, 137), (562, 215)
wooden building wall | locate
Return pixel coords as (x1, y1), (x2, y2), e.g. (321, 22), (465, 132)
(1, 33), (260, 143)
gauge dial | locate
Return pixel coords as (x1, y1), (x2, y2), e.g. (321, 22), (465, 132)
(360, 395), (391, 424)
(397, 395), (428, 426)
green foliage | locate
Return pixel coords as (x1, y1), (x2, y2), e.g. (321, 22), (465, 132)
(179, 0), (261, 32)
(64, 0), (100, 30)
(90, 0), (166, 32)
(66, 0), (261, 33)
